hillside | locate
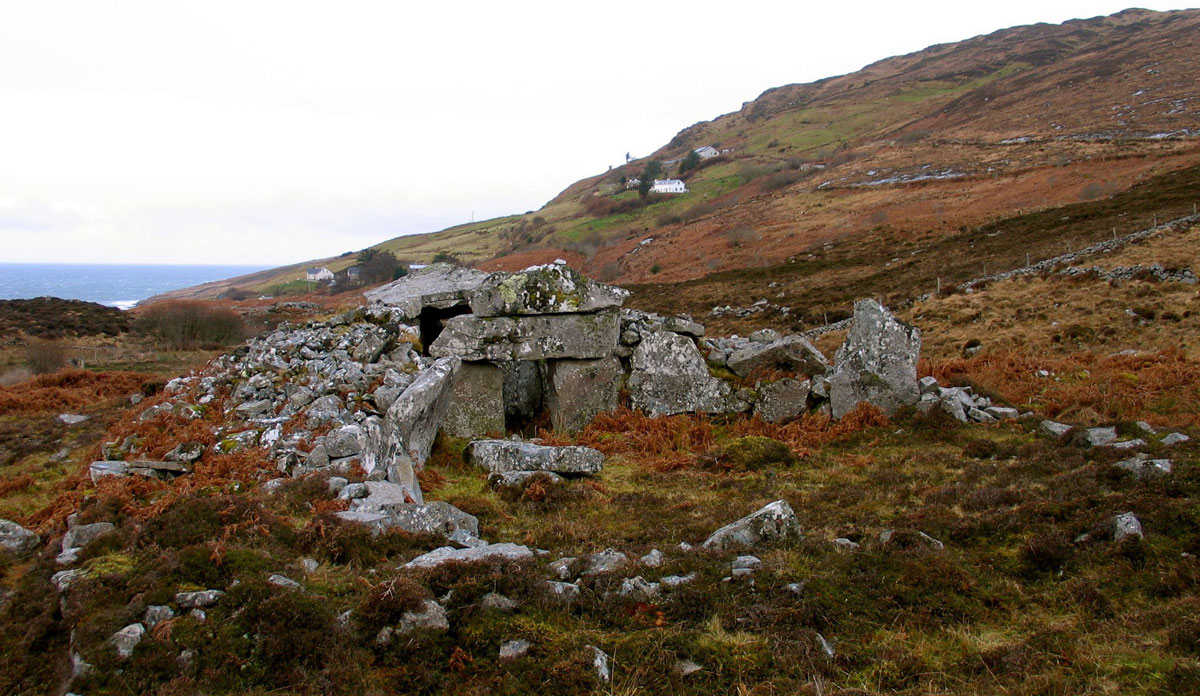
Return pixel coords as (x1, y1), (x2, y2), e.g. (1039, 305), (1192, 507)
(157, 7), (1200, 309)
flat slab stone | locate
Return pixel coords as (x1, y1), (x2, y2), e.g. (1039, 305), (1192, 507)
(429, 311), (620, 362)
(0, 519), (40, 555)
(442, 362), (505, 439)
(402, 542), (534, 570)
(544, 358), (624, 432)
(727, 335), (829, 378)
(364, 263), (491, 319)
(466, 440), (604, 474)
(469, 264), (630, 317)
(89, 461), (129, 483)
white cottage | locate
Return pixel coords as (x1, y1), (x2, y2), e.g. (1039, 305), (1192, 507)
(306, 267), (334, 282)
(651, 179), (688, 194)
(694, 145), (720, 159)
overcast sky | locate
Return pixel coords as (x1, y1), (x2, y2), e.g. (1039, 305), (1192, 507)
(0, 1), (1192, 265)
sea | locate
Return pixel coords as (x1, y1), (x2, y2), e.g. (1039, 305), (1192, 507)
(0, 263), (271, 310)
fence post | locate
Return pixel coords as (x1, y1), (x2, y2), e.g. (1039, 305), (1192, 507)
(936, 277), (941, 294)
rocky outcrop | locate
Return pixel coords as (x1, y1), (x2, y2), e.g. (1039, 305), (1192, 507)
(628, 331), (745, 417)
(828, 300), (920, 418)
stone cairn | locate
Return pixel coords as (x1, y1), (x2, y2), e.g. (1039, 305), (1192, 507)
(83, 262), (934, 547)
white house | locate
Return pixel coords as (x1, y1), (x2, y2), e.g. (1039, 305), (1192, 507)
(694, 145), (720, 159)
(625, 177), (641, 189)
(651, 179), (688, 194)
(306, 267), (334, 282)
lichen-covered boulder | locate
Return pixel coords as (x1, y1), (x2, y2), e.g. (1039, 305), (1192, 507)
(470, 264), (630, 317)
(402, 542), (534, 570)
(364, 263), (490, 319)
(545, 358), (624, 432)
(0, 519), (39, 556)
(429, 311), (620, 361)
(466, 440), (604, 475)
(727, 335), (829, 378)
(379, 356), (461, 495)
(442, 362), (505, 439)
(628, 331), (745, 416)
(753, 378), (811, 424)
(828, 300), (921, 419)
(702, 500), (803, 550)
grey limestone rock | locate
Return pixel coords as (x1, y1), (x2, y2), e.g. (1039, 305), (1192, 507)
(402, 542), (534, 570)
(364, 263), (491, 319)
(588, 645), (612, 683)
(1115, 455), (1172, 478)
(753, 378), (811, 424)
(583, 548), (628, 575)
(378, 356), (461, 495)
(429, 311), (620, 362)
(628, 330), (743, 417)
(442, 361), (505, 439)
(702, 500), (802, 550)
(466, 439), (604, 475)
(1162, 432), (1191, 446)
(89, 460), (129, 483)
(544, 580), (581, 602)
(727, 335), (829, 379)
(396, 599), (449, 634)
(1084, 427), (1118, 447)
(469, 264), (629, 317)
(1114, 512), (1144, 541)
(487, 470), (566, 492)
(617, 576), (660, 600)
(175, 590), (224, 609)
(164, 441), (204, 463)
(1041, 420), (1073, 437)
(109, 623), (146, 660)
(63, 521), (114, 552)
(828, 300), (920, 419)
(0, 519), (39, 556)
(499, 639), (532, 660)
(481, 592), (519, 612)
(143, 605), (175, 630)
(544, 357), (623, 432)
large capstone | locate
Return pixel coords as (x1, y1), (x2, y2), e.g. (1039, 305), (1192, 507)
(726, 335), (829, 378)
(544, 358), (624, 432)
(702, 500), (803, 550)
(402, 542), (534, 570)
(466, 440), (604, 475)
(828, 299), (921, 419)
(364, 263), (491, 320)
(628, 331), (744, 417)
(429, 311), (620, 361)
(442, 362), (505, 439)
(469, 264), (630, 317)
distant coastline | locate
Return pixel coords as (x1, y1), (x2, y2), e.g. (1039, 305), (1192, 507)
(0, 263), (270, 309)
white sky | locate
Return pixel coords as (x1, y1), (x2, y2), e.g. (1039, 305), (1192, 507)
(0, 1), (1192, 265)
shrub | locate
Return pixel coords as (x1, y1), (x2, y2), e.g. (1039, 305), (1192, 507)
(134, 300), (245, 349)
(24, 339), (67, 374)
(1019, 531), (1072, 575)
(700, 436), (797, 471)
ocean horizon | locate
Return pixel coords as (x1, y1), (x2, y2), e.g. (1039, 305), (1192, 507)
(0, 262), (271, 310)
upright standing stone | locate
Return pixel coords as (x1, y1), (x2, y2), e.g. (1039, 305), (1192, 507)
(828, 300), (921, 419)
(442, 362), (505, 439)
(544, 358), (624, 432)
(500, 361), (544, 429)
(377, 357), (460, 500)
